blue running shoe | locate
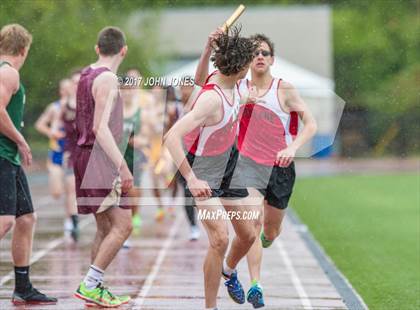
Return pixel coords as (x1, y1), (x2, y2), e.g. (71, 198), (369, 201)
(247, 283), (265, 308)
(222, 270), (245, 304)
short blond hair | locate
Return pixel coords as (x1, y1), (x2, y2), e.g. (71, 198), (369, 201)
(0, 24), (32, 56)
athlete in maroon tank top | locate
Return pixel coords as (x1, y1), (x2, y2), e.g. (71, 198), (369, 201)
(72, 26), (134, 308)
(62, 71), (80, 169)
(73, 66), (125, 210)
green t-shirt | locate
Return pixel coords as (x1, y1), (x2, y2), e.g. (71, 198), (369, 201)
(0, 61), (25, 165)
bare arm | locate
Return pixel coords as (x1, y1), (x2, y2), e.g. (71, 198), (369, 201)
(194, 28), (224, 87)
(163, 91), (220, 198)
(284, 83), (317, 150)
(0, 67), (24, 145)
(92, 72), (133, 192)
(0, 66), (32, 165)
(35, 103), (57, 138)
(194, 42), (212, 87)
(276, 81), (317, 166)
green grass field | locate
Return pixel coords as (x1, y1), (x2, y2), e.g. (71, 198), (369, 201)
(291, 173), (419, 310)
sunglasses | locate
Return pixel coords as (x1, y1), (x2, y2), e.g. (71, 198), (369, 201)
(254, 50), (271, 57)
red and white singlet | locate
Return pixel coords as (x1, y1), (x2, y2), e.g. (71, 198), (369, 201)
(237, 78), (298, 166)
(183, 81), (239, 157)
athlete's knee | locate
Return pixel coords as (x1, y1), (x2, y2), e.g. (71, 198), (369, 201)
(16, 212), (37, 229)
(123, 221), (133, 237)
(238, 229), (257, 247)
(95, 212), (113, 236)
(264, 224), (281, 241)
(50, 183), (63, 199)
(113, 217), (133, 239)
(209, 230), (229, 256)
(97, 223), (110, 239)
(116, 225), (132, 240)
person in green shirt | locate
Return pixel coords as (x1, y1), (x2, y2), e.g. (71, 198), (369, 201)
(120, 76), (144, 243)
(0, 23), (57, 305)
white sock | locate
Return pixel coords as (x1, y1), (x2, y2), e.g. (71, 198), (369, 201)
(83, 265), (104, 289)
(64, 218), (72, 231)
(223, 260), (235, 277)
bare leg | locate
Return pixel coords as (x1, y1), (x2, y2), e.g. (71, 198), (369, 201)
(167, 178), (178, 217)
(246, 221), (263, 282)
(153, 175), (166, 222)
(263, 201), (286, 241)
(127, 187), (141, 232)
(92, 207), (132, 270)
(196, 199), (229, 309)
(132, 205), (139, 216)
(245, 201), (286, 284)
(152, 174), (163, 207)
(131, 187), (141, 217)
(12, 213), (36, 266)
(91, 212), (111, 263)
(223, 190), (263, 270)
(126, 187), (141, 209)
(0, 215), (15, 240)
(244, 189), (265, 282)
(64, 174), (77, 217)
(48, 161), (64, 200)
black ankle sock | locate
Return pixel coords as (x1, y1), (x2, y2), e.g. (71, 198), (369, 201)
(71, 215), (79, 228)
(14, 266), (31, 293)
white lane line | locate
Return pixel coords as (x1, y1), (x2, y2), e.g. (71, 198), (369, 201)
(276, 240), (313, 310)
(0, 217), (92, 287)
(133, 214), (182, 308)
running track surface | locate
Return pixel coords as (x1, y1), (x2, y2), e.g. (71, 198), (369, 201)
(0, 175), (349, 310)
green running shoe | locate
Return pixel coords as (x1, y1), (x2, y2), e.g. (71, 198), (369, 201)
(260, 231), (273, 248)
(85, 295), (131, 308)
(116, 294), (131, 304)
(85, 294), (131, 307)
(74, 282), (122, 308)
(132, 213), (142, 228)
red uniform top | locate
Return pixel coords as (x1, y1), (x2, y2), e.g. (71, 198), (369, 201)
(183, 73), (239, 156)
(237, 78), (298, 166)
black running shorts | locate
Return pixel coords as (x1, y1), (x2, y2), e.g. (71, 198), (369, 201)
(229, 154), (296, 209)
(0, 157), (34, 217)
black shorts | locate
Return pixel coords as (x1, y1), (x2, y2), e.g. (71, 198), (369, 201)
(0, 157), (34, 217)
(184, 147), (248, 199)
(229, 155), (296, 209)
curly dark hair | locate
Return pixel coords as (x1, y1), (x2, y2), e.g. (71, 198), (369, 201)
(211, 26), (257, 76)
(250, 33), (274, 56)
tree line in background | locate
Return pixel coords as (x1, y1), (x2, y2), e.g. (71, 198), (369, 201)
(332, 0), (419, 156)
(0, 0), (158, 142)
(1, 0), (419, 156)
